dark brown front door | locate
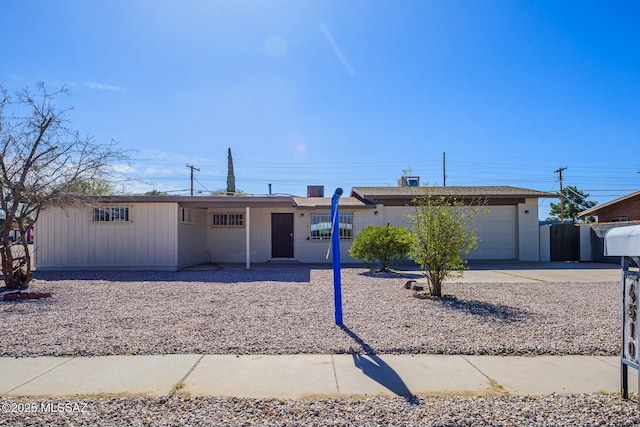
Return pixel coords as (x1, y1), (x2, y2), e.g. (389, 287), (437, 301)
(271, 213), (294, 258)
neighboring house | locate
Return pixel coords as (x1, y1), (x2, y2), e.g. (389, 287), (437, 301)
(573, 190), (640, 263)
(578, 190), (640, 223)
(35, 182), (554, 271)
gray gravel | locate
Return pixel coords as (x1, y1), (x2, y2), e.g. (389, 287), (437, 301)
(1, 268), (634, 425)
(0, 268), (620, 357)
(1, 394), (639, 426)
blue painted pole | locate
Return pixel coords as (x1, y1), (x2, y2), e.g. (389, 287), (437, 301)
(331, 187), (344, 325)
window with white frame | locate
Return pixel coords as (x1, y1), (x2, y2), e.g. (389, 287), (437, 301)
(212, 213), (244, 227)
(610, 217), (629, 222)
(181, 207), (195, 224)
(310, 212), (353, 240)
(93, 206), (130, 222)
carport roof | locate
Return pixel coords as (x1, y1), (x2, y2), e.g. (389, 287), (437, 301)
(82, 195), (296, 208)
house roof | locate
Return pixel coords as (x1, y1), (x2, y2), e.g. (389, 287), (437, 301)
(63, 186), (556, 209)
(578, 189), (640, 217)
(351, 186), (557, 200)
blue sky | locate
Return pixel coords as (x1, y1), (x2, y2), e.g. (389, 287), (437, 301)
(2, 0), (639, 219)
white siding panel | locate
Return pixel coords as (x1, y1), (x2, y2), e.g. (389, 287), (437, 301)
(36, 203), (179, 270)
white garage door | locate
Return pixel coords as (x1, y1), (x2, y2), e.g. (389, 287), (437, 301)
(467, 206), (517, 260)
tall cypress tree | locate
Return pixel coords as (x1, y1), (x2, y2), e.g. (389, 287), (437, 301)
(226, 147), (236, 195)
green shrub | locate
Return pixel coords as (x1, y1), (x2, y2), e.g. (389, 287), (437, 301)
(349, 224), (414, 272)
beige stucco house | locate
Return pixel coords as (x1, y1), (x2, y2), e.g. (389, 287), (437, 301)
(34, 184), (554, 271)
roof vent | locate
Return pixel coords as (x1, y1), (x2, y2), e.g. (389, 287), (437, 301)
(398, 176), (420, 187)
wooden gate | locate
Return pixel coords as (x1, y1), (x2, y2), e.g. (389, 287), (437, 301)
(550, 224), (580, 261)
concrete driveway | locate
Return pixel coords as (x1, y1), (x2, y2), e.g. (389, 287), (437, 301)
(396, 260), (621, 283)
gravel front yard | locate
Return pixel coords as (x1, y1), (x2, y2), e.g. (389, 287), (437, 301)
(0, 268), (620, 357)
(2, 394), (639, 427)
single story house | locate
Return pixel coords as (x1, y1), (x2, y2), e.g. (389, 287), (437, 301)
(579, 190), (640, 223)
(34, 183), (555, 271)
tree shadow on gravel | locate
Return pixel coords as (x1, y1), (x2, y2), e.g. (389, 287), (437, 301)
(31, 268), (312, 284)
(359, 271), (408, 279)
(432, 298), (532, 322)
(340, 324), (420, 405)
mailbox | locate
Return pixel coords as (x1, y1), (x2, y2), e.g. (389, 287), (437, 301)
(604, 224), (640, 402)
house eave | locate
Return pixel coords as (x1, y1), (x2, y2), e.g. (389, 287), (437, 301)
(579, 190), (640, 217)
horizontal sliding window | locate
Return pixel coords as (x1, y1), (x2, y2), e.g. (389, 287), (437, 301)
(93, 206), (130, 222)
(310, 212), (353, 240)
(212, 213), (244, 227)
(610, 217), (629, 222)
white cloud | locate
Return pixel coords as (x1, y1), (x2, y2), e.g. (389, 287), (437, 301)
(144, 166), (173, 174)
(84, 82), (124, 91)
(113, 164), (136, 174)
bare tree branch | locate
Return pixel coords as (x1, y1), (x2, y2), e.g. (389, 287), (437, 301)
(0, 83), (127, 288)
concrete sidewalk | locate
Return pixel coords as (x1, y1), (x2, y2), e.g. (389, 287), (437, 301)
(1, 354), (636, 399)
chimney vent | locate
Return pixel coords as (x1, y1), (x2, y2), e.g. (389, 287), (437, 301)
(307, 185), (325, 197)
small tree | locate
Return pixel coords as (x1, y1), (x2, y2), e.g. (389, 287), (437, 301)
(547, 186), (597, 224)
(408, 189), (486, 297)
(67, 180), (116, 196)
(211, 188), (247, 196)
(0, 84), (125, 289)
(349, 224), (414, 272)
(144, 189), (168, 196)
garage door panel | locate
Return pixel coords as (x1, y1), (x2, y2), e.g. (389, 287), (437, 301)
(467, 206), (517, 260)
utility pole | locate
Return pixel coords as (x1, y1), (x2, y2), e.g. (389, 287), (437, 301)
(186, 164), (200, 196)
(554, 167), (567, 223)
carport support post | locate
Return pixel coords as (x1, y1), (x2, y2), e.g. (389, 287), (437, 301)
(245, 207), (250, 270)
(331, 188), (344, 325)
